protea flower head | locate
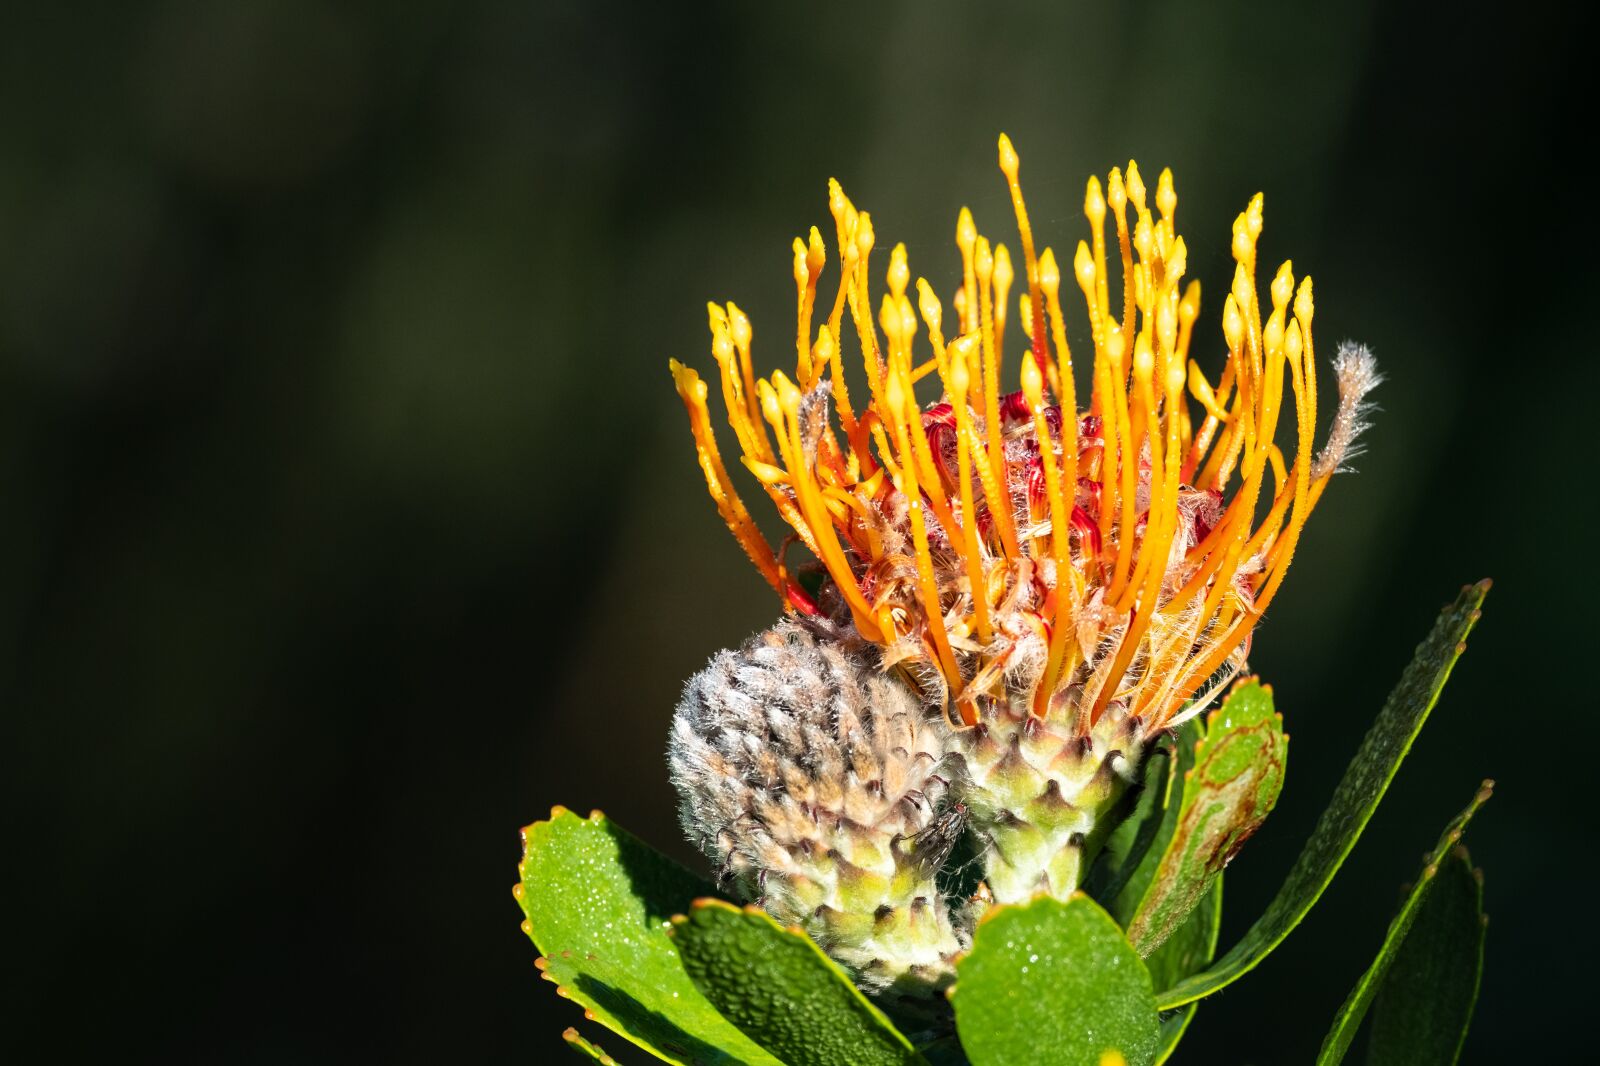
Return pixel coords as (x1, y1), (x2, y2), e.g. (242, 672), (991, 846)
(669, 621), (967, 993)
(669, 135), (1378, 966)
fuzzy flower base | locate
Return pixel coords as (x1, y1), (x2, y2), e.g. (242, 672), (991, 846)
(670, 622), (966, 992)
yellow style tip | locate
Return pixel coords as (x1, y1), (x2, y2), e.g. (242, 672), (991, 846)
(1107, 167), (1127, 210)
(1073, 240), (1095, 288)
(956, 205), (977, 249)
(807, 225), (827, 274)
(1294, 276), (1314, 322)
(1038, 246), (1060, 289)
(727, 301), (751, 347)
(1156, 167), (1176, 218)
(1085, 174), (1106, 223)
(855, 211), (876, 253)
(1125, 160), (1146, 208)
(997, 132), (1020, 176)
(1271, 261), (1295, 311)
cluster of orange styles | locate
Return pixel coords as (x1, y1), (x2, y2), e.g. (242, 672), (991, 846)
(673, 134), (1373, 740)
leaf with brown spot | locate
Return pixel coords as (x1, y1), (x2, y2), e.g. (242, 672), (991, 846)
(1125, 679), (1286, 956)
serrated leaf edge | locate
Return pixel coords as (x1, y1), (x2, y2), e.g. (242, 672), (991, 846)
(667, 897), (924, 1063)
(563, 1026), (622, 1064)
(514, 807), (779, 1066)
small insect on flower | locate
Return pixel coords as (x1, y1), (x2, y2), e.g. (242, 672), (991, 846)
(668, 135), (1378, 986)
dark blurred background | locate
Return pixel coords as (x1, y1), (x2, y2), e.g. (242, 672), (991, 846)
(4, 1), (1593, 1061)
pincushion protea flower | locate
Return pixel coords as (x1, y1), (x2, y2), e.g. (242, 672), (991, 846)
(669, 134), (1378, 984)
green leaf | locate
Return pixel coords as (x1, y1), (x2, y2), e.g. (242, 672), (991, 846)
(515, 807), (783, 1066)
(1086, 717), (1204, 923)
(1365, 847), (1486, 1066)
(1126, 681), (1285, 956)
(669, 899), (923, 1066)
(563, 1027), (621, 1064)
(1149, 879), (1222, 1064)
(1081, 742), (1171, 900)
(1155, 580), (1491, 1009)
(952, 894), (1161, 1066)
(1090, 715), (1220, 1066)
(1315, 783), (1493, 1064)
(1145, 874), (1222, 994)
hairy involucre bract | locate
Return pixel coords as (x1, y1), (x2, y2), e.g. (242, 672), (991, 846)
(669, 621), (967, 992)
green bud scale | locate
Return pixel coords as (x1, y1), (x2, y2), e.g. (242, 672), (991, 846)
(947, 697), (1146, 904)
